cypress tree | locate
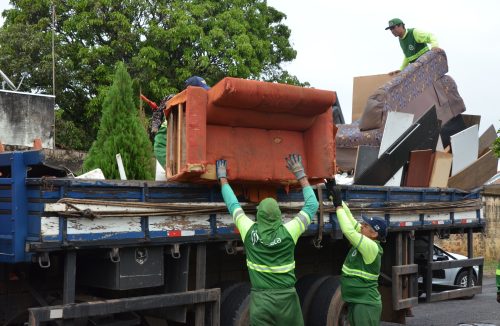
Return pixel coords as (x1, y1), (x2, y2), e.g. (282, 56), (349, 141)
(83, 62), (154, 180)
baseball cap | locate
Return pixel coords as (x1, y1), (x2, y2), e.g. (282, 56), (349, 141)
(385, 18), (404, 30)
(362, 216), (388, 241)
(184, 76), (210, 90)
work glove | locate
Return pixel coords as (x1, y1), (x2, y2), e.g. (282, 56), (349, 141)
(497, 291), (500, 303)
(216, 159), (227, 180)
(285, 154), (306, 180)
(325, 179), (342, 208)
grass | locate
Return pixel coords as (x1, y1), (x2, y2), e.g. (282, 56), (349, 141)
(482, 259), (498, 277)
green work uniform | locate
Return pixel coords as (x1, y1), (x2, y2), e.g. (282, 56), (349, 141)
(399, 28), (439, 70)
(221, 184), (319, 325)
(153, 121), (167, 167)
(496, 261), (500, 292)
(337, 202), (383, 326)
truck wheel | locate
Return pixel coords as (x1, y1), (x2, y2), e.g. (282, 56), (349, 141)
(327, 284), (349, 326)
(220, 282), (251, 326)
(295, 274), (331, 322)
(307, 275), (348, 326)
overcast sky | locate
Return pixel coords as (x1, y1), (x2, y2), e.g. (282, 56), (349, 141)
(0, 0), (498, 135)
(267, 0), (499, 135)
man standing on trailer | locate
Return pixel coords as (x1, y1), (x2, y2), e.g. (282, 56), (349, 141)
(385, 18), (440, 75)
(328, 182), (387, 326)
(216, 154), (319, 325)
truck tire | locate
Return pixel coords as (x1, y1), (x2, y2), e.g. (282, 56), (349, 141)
(454, 270), (477, 299)
(220, 282), (251, 326)
(307, 275), (348, 326)
(295, 274), (331, 322)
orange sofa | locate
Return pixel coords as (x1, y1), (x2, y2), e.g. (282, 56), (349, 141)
(163, 77), (337, 187)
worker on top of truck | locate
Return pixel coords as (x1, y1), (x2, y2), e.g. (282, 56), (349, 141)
(328, 182), (387, 326)
(216, 154), (319, 325)
(385, 18), (440, 75)
(151, 76), (210, 167)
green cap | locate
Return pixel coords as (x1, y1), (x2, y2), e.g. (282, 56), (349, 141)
(385, 18), (404, 30)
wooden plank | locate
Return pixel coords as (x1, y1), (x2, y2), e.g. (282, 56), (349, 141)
(355, 107), (440, 186)
(429, 151), (453, 187)
(177, 105), (182, 174)
(461, 114), (481, 129)
(450, 124), (478, 176)
(448, 150), (497, 190)
(166, 112), (175, 177)
(478, 125), (496, 157)
(404, 150), (435, 187)
(353, 146), (379, 181)
(179, 103), (187, 169)
(379, 112), (414, 186)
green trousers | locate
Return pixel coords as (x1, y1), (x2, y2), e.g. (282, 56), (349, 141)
(348, 302), (382, 326)
(250, 287), (303, 326)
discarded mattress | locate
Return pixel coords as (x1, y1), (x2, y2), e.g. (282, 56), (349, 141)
(336, 49), (466, 171)
(163, 77), (337, 186)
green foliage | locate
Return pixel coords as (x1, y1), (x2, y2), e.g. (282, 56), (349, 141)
(493, 128), (500, 158)
(83, 62), (154, 180)
(0, 0), (302, 149)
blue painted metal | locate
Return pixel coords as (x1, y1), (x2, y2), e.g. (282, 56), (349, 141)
(0, 150), (485, 263)
(0, 151), (44, 263)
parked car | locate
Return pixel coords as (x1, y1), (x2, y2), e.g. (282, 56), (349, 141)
(415, 239), (479, 297)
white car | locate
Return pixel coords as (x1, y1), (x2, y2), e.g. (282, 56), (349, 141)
(429, 244), (479, 287)
(415, 240), (479, 296)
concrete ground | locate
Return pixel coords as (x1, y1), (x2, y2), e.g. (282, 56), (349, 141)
(382, 276), (500, 326)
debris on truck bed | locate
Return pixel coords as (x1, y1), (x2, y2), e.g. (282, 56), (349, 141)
(334, 49), (498, 190)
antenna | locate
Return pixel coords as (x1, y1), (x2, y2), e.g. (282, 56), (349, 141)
(0, 69), (26, 91)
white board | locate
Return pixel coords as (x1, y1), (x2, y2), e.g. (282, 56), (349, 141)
(379, 112), (414, 186)
(450, 125), (479, 176)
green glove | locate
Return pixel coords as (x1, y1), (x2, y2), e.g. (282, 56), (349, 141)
(216, 159), (227, 180)
(285, 154), (306, 180)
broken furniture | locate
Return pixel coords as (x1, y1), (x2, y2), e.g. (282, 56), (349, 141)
(163, 77), (337, 188)
(336, 49), (466, 171)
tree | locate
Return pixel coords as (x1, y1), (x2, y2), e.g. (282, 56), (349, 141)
(493, 128), (500, 158)
(0, 0), (302, 150)
(83, 62), (154, 180)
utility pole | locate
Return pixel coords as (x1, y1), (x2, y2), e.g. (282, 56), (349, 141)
(52, 1), (56, 96)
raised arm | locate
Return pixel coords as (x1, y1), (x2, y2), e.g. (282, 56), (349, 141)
(217, 160), (254, 241)
(329, 183), (379, 264)
(284, 154), (319, 243)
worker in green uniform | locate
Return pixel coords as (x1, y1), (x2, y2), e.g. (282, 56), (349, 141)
(496, 260), (500, 303)
(385, 18), (440, 74)
(216, 154), (319, 325)
(328, 183), (387, 326)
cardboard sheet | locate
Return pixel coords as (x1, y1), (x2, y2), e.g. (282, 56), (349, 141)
(351, 74), (392, 122)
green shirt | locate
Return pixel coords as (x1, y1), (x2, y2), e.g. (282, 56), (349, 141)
(337, 202), (383, 305)
(221, 184), (319, 289)
(496, 261), (500, 292)
(399, 28), (439, 70)
(153, 120), (167, 167)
